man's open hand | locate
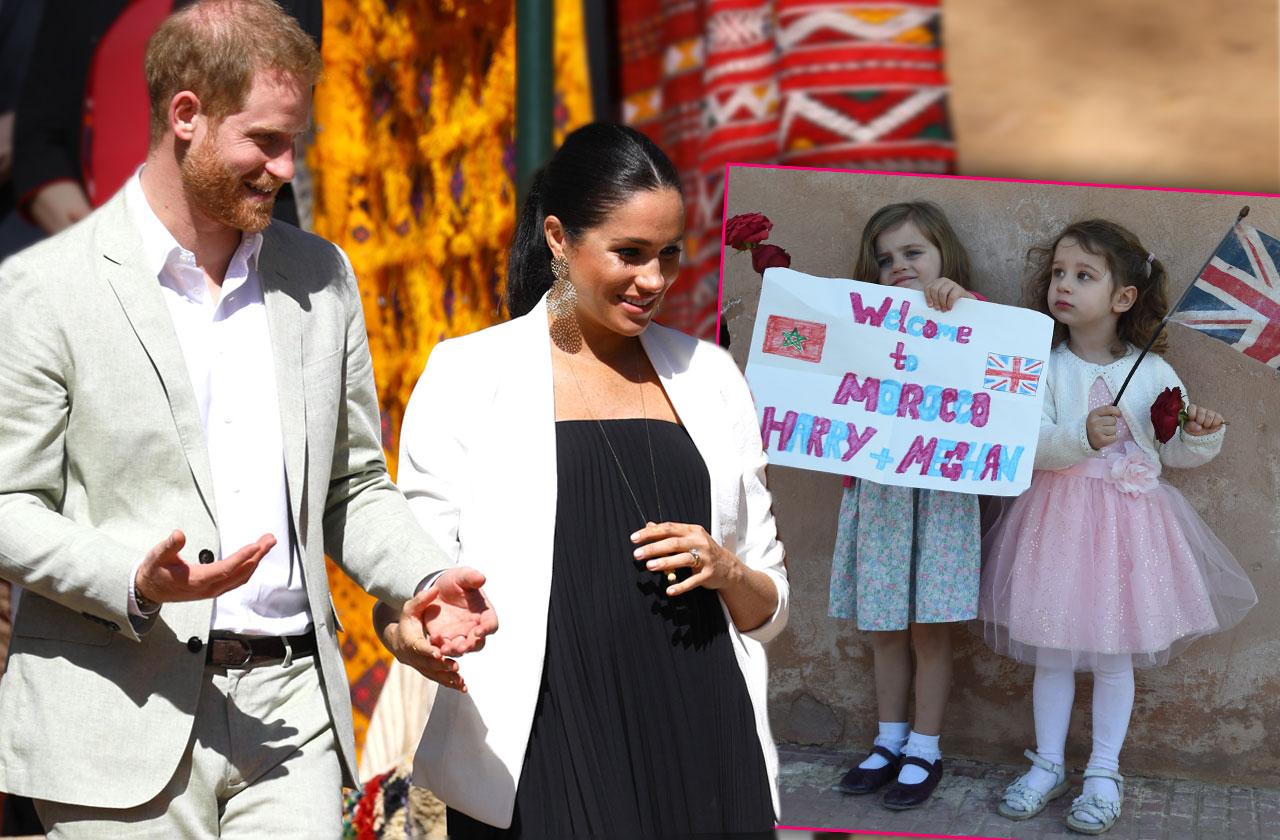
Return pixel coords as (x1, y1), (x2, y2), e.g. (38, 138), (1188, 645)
(416, 567), (498, 656)
(135, 530), (274, 604)
(379, 569), (496, 692)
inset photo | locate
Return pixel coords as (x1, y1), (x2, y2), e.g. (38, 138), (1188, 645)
(722, 164), (1280, 839)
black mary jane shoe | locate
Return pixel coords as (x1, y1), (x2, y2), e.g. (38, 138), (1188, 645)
(836, 746), (902, 795)
(881, 755), (943, 810)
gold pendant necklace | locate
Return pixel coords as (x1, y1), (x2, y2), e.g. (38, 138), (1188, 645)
(563, 341), (675, 583)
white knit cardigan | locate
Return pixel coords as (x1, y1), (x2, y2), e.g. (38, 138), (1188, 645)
(1035, 343), (1225, 473)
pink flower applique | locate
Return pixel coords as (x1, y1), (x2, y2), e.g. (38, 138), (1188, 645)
(1108, 444), (1160, 496)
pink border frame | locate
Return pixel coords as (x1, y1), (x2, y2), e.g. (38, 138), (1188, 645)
(713, 161), (1280, 340)
(778, 826), (1012, 839)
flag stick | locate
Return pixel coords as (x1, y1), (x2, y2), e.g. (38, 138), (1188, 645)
(1110, 205), (1250, 406)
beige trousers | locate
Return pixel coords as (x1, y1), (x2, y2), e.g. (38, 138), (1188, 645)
(35, 652), (342, 839)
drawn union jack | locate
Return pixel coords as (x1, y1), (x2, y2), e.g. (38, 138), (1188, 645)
(983, 353), (1043, 396)
(1171, 223), (1280, 369)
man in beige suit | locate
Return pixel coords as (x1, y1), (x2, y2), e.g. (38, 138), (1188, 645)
(0, 1), (495, 836)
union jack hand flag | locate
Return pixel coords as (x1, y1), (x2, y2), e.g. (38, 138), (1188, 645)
(983, 353), (1043, 396)
(1172, 223), (1280, 369)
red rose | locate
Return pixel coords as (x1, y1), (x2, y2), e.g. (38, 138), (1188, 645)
(724, 212), (773, 250)
(1150, 386), (1184, 443)
(751, 243), (791, 273)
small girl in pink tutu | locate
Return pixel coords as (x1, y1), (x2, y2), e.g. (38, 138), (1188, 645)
(980, 219), (1257, 835)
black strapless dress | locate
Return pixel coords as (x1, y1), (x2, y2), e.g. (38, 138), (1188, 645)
(447, 419), (774, 840)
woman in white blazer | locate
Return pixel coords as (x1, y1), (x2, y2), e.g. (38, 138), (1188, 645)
(389, 123), (788, 838)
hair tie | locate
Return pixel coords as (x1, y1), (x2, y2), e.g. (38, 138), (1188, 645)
(1146, 252), (1155, 264)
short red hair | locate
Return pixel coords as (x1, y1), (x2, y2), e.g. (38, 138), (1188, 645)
(144, 0), (322, 145)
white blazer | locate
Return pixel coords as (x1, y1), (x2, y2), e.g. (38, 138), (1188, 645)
(396, 295), (789, 828)
(1036, 342), (1224, 472)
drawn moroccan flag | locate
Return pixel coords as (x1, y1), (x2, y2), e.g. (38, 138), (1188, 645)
(983, 353), (1043, 395)
(1171, 223), (1280, 369)
(762, 315), (827, 363)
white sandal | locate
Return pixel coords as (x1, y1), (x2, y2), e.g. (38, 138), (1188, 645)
(998, 748), (1070, 821)
(1066, 767), (1124, 834)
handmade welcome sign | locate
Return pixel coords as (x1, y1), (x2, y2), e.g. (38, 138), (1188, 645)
(744, 268), (1054, 496)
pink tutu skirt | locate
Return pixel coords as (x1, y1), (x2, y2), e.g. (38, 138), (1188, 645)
(979, 455), (1256, 670)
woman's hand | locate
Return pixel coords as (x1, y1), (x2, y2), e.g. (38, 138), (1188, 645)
(632, 521), (780, 633)
(1182, 403), (1225, 436)
(631, 521), (742, 597)
(922, 276), (972, 312)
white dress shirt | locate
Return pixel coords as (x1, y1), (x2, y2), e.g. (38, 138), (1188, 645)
(124, 173), (310, 635)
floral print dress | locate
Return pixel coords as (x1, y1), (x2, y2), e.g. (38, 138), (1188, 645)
(829, 480), (981, 631)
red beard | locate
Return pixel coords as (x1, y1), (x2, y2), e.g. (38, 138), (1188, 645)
(180, 139), (283, 234)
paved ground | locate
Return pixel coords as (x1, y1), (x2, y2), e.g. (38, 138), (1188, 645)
(10, 750), (1274, 840)
(778, 745), (1280, 840)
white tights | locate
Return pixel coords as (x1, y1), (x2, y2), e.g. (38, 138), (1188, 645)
(1032, 651), (1134, 776)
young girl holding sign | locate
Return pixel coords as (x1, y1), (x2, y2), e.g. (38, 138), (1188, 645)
(830, 201), (983, 809)
(980, 219), (1256, 834)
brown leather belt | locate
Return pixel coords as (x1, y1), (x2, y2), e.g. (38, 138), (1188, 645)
(206, 630), (318, 668)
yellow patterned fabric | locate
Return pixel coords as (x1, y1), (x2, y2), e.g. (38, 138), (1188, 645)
(309, 0), (591, 760)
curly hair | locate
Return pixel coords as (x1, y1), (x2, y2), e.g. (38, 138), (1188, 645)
(1025, 219), (1170, 353)
(852, 201), (974, 289)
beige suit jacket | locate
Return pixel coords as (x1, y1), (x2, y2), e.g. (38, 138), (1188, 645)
(0, 191), (451, 808)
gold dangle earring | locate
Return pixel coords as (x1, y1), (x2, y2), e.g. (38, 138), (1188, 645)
(549, 255), (582, 353)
